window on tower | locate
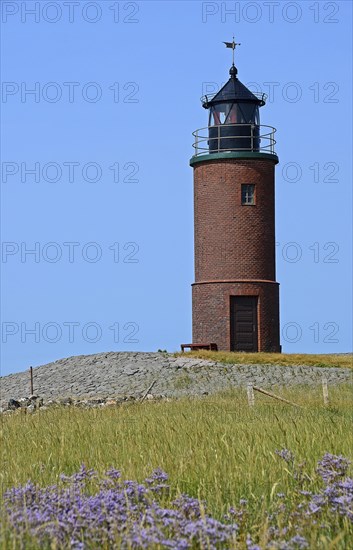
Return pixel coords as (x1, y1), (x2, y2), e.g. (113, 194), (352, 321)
(241, 184), (255, 205)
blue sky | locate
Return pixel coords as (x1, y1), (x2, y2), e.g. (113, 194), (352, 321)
(1, 0), (352, 375)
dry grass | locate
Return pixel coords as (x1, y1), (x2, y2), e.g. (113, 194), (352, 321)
(176, 351), (353, 369)
(1, 385), (352, 513)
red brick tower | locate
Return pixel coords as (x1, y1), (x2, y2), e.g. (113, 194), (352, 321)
(190, 47), (280, 352)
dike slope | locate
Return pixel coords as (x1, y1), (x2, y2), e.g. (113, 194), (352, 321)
(1, 352), (352, 407)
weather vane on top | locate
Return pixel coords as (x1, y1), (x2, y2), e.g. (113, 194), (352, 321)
(223, 37), (241, 66)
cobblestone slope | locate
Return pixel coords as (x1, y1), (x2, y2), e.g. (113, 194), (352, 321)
(1, 352), (351, 407)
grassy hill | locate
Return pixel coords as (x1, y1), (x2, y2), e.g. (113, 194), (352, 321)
(1, 383), (352, 548)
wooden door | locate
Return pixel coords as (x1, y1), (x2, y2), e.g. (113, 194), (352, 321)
(230, 296), (258, 352)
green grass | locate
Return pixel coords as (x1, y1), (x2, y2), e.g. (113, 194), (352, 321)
(1, 385), (352, 514)
(177, 351), (353, 369)
(1, 384), (353, 548)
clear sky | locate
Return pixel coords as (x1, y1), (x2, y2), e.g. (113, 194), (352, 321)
(1, 0), (352, 375)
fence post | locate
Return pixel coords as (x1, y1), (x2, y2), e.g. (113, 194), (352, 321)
(247, 384), (255, 407)
(322, 378), (329, 406)
(29, 366), (34, 395)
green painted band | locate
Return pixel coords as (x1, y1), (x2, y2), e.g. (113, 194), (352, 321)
(189, 151), (279, 166)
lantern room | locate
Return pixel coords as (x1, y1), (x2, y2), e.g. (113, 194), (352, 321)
(192, 63), (277, 157)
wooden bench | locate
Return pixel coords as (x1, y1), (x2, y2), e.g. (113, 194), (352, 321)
(180, 343), (218, 352)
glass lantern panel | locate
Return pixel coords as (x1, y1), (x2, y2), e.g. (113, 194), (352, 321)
(236, 103), (260, 124)
(209, 103), (260, 126)
(209, 103), (232, 126)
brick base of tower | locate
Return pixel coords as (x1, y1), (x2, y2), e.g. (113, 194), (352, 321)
(192, 280), (280, 352)
(190, 153), (281, 353)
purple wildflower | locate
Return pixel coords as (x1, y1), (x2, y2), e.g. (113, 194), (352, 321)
(0, 465), (239, 549)
(1, 451), (352, 548)
(246, 534), (261, 550)
(317, 453), (350, 483)
(275, 449), (295, 464)
(105, 467), (122, 481)
(288, 534), (309, 548)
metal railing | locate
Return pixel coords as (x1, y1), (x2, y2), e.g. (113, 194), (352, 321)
(192, 124), (277, 156)
(201, 91), (267, 104)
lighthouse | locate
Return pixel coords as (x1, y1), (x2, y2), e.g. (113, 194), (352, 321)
(190, 42), (281, 352)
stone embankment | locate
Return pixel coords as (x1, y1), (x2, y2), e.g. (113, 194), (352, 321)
(1, 352), (352, 413)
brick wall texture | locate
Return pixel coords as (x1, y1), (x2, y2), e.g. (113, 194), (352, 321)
(192, 157), (281, 352)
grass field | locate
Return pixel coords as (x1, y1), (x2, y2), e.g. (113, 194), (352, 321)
(1, 383), (352, 548)
(177, 351), (353, 369)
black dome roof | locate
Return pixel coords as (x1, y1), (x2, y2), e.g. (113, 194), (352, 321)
(202, 66), (266, 108)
